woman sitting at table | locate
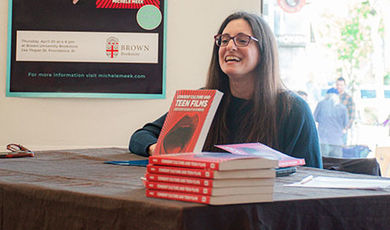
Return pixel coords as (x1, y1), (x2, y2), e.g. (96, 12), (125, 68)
(129, 11), (322, 168)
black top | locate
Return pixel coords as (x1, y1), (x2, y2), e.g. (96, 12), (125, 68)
(129, 92), (322, 168)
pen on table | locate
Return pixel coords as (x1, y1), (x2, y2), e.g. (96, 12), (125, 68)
(299, 175), (313, 184)
(114, 162), (132, 166)
(105, 161), (132, 165)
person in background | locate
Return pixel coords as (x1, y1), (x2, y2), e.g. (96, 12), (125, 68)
(336, 77), (356, 145)
(314, 88), (348, 158)
(129, 11), (322, 168)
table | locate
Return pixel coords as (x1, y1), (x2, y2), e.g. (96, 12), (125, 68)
(1, 148), (390, 230)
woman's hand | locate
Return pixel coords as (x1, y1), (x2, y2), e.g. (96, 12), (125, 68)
(148, 143), (157, 155)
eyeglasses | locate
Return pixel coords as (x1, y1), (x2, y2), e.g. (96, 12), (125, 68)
(214, 33), (259, 47)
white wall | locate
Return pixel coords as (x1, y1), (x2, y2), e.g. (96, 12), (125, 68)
(0, 0), (261, 151)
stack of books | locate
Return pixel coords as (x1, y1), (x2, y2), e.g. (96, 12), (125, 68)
(142, 90), (305, 205)
(145, 152), (279, 205)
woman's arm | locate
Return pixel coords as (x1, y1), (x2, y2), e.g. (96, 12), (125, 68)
(129, 113), (167, 156)
(278, 95), (323, 168)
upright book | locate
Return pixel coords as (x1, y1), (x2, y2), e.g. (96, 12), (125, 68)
(215, 143), (305, 168)
(155, 90), (223, 155)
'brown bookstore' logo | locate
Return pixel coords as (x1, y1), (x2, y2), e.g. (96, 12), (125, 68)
(105, 37), (119, 58)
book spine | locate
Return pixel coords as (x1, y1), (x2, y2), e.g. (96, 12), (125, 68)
(146, 189), (210, 204)
(149, 157), (220, 170)
(145, 173), (213, 187)
(145, 181), (213, 195)
(194, 91), (223, 153)
(147, 165), (215, 178)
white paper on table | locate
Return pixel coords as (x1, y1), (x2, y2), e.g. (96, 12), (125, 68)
(285, 176), (390, 190)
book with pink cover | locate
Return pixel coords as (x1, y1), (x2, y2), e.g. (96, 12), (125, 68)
(215, 143), (305, 168)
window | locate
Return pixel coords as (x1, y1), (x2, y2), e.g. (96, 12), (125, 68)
(263, 0), (390, 155)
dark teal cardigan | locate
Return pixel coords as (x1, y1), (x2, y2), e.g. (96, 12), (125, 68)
(129, 92), (322, 168)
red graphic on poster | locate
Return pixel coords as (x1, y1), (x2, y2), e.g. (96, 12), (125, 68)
(96, 0), (160, 9)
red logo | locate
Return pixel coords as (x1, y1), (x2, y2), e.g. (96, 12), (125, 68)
(106, 37), (119, 58)
(96, 0), (160, 9)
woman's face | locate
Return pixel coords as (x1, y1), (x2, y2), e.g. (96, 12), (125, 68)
(218, 19), (260, 81)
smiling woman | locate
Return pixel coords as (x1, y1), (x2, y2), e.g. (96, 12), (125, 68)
(129, 12), (322, 168)
(216, 19), (260, 100)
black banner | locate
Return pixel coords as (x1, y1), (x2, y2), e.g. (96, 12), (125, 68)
(7, 0), (166, 98)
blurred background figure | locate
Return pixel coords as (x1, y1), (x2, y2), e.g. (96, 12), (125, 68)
(314, 88), (348, 158)
(336, 77), (355, 145)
